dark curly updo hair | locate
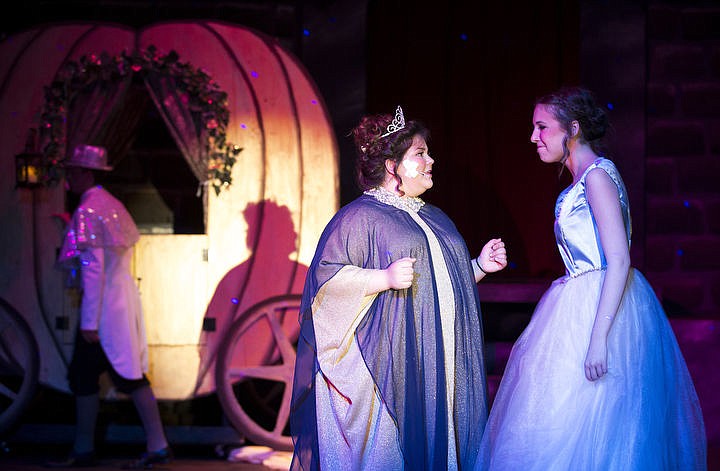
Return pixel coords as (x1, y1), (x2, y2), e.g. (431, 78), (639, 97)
(536, 87), (610, 162)
(351, 109), (429, 193)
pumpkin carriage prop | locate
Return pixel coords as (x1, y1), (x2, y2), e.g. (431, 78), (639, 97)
(0, 21), (339, 451)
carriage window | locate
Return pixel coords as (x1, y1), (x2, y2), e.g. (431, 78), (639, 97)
(95, 89), (205, 235)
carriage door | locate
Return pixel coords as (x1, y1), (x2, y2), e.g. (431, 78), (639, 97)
(132, 234), (209, 399)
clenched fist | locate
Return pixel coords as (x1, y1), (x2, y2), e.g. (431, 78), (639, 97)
(386, 257), (416, 290)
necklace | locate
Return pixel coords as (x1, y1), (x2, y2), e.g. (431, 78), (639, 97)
(364, 186), (425, 213)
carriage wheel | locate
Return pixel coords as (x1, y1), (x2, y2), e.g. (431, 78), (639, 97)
(0, 297), (40, 437)
(216, 294), (302, 451)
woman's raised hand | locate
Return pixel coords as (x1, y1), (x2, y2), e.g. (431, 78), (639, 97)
(478, 238), (508, 273)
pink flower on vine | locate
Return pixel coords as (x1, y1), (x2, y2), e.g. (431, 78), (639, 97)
(206, 119), (218, 130)
(131, 64), (142, 72)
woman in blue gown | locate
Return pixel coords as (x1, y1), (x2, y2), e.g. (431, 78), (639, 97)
(290, 106), (507, 470)
(478, 87), (706, 470)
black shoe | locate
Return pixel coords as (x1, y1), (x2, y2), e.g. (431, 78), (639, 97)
(45, 450), (97, 468)
(121, 447), (172, 469)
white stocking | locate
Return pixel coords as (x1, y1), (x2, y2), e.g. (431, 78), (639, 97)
(131, 385), (168, 452)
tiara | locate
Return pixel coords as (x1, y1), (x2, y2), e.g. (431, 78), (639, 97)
(380, 105), (406, 137)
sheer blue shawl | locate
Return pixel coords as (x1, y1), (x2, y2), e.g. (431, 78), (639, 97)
(291, 194), (488, 470)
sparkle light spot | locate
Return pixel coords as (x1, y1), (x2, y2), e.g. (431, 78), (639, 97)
(251, 71), (259, 78)
(607, 103), (614, 110)
(303, 29), (310, 36)
(460, 33), (468, 41)
(231, 297), (239, 305)
(240, 124), (247, 129)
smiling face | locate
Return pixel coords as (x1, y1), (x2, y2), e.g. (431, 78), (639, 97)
(394, 134), (434, 197)
(530, 104), (567, 164)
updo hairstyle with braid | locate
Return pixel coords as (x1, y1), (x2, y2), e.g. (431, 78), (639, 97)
(351, 110), (429, 192)
(536, 87), (610, 158)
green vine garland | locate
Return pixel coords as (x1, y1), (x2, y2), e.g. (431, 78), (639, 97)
(39, 45), (241, 195)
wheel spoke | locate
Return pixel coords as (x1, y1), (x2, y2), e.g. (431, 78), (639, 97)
(226, 364), (292, 382)
(266, 310), (296, 363)
(0, 353), (25, 375)
(0, 336), (15, 362)
(0, 383), (18, 400)
(273, 377), (293, 435)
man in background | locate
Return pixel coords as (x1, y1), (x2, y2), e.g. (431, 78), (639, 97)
(48, 144), (170, 469)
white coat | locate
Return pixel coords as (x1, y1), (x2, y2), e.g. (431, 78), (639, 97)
(59, 186), (148, 380)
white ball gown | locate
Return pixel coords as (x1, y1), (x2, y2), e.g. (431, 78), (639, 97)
(478, 158), (706, 470)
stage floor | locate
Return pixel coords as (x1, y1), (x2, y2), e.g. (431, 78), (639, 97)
(1, 443), (281, 470)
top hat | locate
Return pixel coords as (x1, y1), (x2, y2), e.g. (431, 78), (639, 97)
(65, 145), (113, 171)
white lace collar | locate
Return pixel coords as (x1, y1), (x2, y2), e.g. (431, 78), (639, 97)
(364, 186), (425, 213)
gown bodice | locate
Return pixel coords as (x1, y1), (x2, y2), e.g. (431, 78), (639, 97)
(554, 158), (631, 278)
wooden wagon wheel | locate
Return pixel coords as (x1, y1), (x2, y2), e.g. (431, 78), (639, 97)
(0, 297), (40, 437)
(215, 294), (302, 451)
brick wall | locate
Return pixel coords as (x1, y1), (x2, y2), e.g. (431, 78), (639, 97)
(645, 2), (720, 318)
